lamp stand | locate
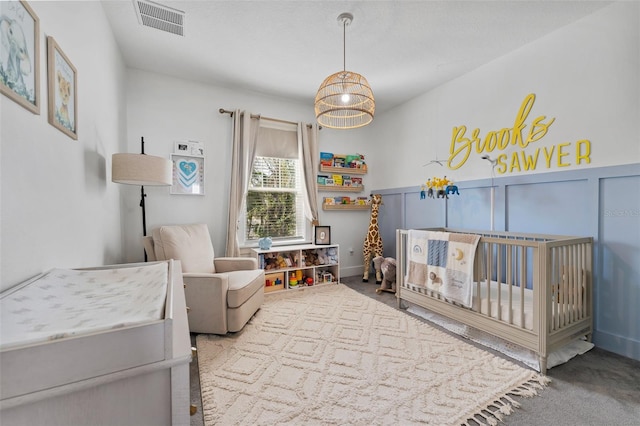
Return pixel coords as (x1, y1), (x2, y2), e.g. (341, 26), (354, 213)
(139, 137), (148, 261)
(140, 186), (147, 236)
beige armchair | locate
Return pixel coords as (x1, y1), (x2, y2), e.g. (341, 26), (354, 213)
(143, 223), (264, 334)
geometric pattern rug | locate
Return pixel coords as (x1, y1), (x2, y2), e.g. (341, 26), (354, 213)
(197, 284), (549, 425)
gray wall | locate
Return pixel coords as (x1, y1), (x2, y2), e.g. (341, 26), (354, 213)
(373, 163), (640, 362)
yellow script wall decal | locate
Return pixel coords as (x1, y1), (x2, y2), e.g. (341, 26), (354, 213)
(447, 93), (591, 173)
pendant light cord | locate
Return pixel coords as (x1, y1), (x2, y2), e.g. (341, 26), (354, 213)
(343, 18), (346, 72)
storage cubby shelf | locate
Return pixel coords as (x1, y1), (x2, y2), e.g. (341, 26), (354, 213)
(252, 244), (340, 293)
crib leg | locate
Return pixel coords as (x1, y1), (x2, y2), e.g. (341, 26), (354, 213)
(539, 355), (548, 375)
(397, 298), (408, 310)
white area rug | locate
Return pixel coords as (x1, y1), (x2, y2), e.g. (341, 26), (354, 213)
(197, 284), (549, 425)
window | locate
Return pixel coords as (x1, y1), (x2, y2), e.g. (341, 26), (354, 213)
(240, 125), (310, 246)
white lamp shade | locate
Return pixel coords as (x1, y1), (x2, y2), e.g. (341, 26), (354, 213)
(112, 153), (172, 186)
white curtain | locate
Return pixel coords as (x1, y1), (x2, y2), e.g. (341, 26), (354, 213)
(299, 123), (320, 226)
(226, 110), (261, 256)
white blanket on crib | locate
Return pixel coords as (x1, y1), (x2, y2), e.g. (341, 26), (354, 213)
(406, 230), (480, 307)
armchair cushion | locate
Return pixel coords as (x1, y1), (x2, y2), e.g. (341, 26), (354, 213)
(152, 224), (215, 273)
(226, 269), (264, 308)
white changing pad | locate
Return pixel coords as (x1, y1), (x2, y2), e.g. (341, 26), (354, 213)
(1, 262), (168, 349)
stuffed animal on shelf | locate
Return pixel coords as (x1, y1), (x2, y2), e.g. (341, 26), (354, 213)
(316, 248), (328, 265)
(326, 247), (338, 264)
(373, 256), (397, 294)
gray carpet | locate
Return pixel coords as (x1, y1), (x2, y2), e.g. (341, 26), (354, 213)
(190, 276), (640, 425)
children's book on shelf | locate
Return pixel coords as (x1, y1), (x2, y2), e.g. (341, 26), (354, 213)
(320, 152), (334, 167)
(320, 152), (367, 170)
(333, 155), (346, 168)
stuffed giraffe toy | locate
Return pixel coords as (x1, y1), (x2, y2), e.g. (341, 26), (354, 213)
(362, 194), (384, 283)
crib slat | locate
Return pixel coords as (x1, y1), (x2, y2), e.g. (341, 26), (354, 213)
(520, 245), (525, 329)
(560, 246), (567, 328)
(507, 244), (513, 325)
(558, 246), (564, 328)
(567, 246), (573, 323)
(578, 243), (584, 319)
(570, 244), (577, 323)
(497, 242), (502, 322)
(487, 242), (493, 318)
(555, 246), (560, 329)
(580, 243), (586, 320)
(549, 247), (560, 331)
(476, 243), (482, 312)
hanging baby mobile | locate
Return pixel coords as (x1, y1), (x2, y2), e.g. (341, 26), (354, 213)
(420, 175), (460, 199)
(420, 156), (460, 200)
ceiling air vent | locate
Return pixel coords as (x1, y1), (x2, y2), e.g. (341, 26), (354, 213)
(133, 0), (184, 36)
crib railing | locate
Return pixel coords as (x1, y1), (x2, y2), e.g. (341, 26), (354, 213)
(546, 240), (592, 332)
(397, 228), (593, 334)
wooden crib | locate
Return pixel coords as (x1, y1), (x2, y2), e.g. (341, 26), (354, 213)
(396, 228), (593, 373)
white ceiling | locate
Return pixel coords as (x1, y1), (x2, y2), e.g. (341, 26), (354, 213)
(101, 0), (611, 113)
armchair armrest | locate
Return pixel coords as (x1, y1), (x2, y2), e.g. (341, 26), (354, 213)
(182, 273), (229, 334)
(214, 257), (259, 273)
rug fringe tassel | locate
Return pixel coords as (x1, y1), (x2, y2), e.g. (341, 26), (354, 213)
(464, 374), (549, 425)
(510, 375), (551, 398)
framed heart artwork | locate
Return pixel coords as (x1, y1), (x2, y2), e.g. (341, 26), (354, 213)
(170, 154), (205, 195)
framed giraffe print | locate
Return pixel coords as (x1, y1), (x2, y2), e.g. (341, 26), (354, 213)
(314, 226), (331, 245)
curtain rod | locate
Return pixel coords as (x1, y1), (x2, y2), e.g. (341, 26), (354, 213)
(219, 108), (319, 129)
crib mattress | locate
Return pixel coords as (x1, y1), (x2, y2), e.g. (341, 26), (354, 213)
(0, 262), (168, 350)
(403, 280), (534, 330)
(405, 279), (586, 335)
(472, 281), (534, 330)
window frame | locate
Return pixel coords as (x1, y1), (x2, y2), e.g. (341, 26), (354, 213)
(239, 125), (312, 248)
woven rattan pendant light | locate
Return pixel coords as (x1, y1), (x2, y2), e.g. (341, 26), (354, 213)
(315, 13), (375, 129)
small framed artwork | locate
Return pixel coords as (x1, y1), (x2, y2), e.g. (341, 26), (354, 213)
(171, 154), (205, 195)
(174, 141), (205, 156)
(47, 36), (77, 139)
(0, 0), (40, 114)
(314, 226), (331, 245)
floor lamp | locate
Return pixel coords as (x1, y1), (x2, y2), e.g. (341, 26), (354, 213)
(112, 137), (172, 260)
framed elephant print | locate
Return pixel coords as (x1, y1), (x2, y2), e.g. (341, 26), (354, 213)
(171, 154), (205, 195)
(47, 36), (77, 139)
(0, 0), (40, 114)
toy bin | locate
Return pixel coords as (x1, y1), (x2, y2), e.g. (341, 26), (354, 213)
(264, 272), (285, 293)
